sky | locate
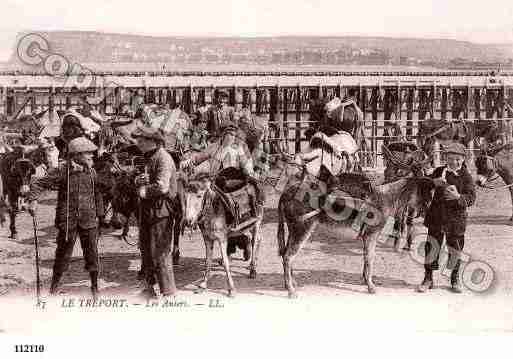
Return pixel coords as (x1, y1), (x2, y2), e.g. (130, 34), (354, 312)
(1, 0), (513, 61)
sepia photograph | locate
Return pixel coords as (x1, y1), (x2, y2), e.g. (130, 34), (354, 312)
(0, 0), (513, 357)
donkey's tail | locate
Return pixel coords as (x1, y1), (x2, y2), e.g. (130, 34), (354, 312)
(277, 198), (287, 257)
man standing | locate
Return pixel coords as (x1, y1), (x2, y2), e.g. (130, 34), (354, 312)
(208, 90), (235, 138)
(27, 137), (104, 298)
(131, 127), (178, 298)
(418, 142), (476, 293)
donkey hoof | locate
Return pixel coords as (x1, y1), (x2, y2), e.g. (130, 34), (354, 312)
(367, 286), (377, 294)
(172, 251), (180, 265)
(227, 289), (237, 298)
(509, 216), (513, 222)
(9, 233), (17, 240)
(288, 291), (298, 299)
(194, 287), (206, 294)
(249, 269), (257, 279)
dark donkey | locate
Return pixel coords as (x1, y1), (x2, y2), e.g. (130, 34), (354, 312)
(108, 150), (183, 265)
(277, 172), (435, 298)
(475, 142), (513, 221)
(382, 141), (430, 250)
(0, 146), (42, 239)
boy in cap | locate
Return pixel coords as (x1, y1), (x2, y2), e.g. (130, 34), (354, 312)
(27, 137), (104, 298)
(131, 126), (178, 298)
(418, 142), (476, 293)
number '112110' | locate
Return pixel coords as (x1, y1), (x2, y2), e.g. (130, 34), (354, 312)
(14, 345), (45, 353)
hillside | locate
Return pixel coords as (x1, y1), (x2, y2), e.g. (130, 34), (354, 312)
(7, 31), (513, 70)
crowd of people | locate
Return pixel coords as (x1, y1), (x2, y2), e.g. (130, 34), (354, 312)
(0, 90), (482, 298)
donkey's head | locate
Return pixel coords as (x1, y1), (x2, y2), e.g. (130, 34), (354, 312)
(182, 175), (212, 228)
(475, 154), (497, 186)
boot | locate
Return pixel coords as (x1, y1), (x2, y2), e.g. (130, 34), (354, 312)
(49, 272), (62, 295)
(243, 239), (252, 262)
(90, 271), (99, 299)
(450, 262), (462, 293)
(227, 241), (237, 257)
(416, 269), (434, 293)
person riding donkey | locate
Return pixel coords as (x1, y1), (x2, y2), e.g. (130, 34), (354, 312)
(180, 121), (265, 259)
(131, 126), (179, 299)
(27, 137), (105, 299)
(294, 96), (362, 192)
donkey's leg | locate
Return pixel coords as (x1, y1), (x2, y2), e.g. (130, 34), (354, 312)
(217, 236), (236, 298)
(362, 232), (378, 294)
(509, 187), (513, 221)
(9, 205), (17, 239)
(248, 220), (263, 279)
(283, 221), (318, 299)
(172, 215), (181, 264)
(197, 237), (214, 292)
(405, 208), (415, 250)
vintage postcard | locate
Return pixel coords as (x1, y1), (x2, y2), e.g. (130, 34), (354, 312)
(1, 0), (512, 357)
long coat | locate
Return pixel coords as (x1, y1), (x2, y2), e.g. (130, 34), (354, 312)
(424, 164), (476, 235)
(27, 163), (104, 230)
(139, 147), (178, 223)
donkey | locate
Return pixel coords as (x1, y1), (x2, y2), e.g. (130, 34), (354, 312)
(382, 141), (430, 250)
(475, 142), (513, 221)
(276, 172), (435, 298)
(0, 147), (38, 239)
(181, 169), (264, 298)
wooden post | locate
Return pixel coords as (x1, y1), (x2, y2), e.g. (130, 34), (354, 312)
(242, 88), (250, 109)
(465, 84), (471, 119)
(406, 88), (414, 140)
(336, 83), (342, 98)
(49, 86), (54, 122)
(485, 88), (493, 119)
(230, 85), (236, 107)
(198, 88), (206, 108)
(474, 88), (482, 119)
(255, 86), (261, 116)
(64, 89), (71, 110)
(167, 86), (176, 109)
(30, 89), (36, 113)
(295, 85), (302, 153)
(6, 87), (14, 117)
(441, 88), (448, 120)
(282, 87), (289, 153)
(114, 87), (121, 114)
(370, 87), (379, 162)
(185, 84), (194, 114)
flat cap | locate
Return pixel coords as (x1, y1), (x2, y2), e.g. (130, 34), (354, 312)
(443, 142), (466, 156)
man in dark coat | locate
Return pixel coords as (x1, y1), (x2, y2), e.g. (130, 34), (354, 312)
(418, 142), (476, 293)
(132, 126), (178, 298)
(207, 90), (235, 138)
(27, 137), (104, 298)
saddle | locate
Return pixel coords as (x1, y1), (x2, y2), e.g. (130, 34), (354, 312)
(214, 168), (257, 229)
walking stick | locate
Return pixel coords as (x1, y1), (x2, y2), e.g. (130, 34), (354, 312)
(31, 213), (42, 303)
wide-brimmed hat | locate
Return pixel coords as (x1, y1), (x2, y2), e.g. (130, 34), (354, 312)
(442, 142), (466, 156)
(68, 136), (98, 154)
(131, 126), (165, 143)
